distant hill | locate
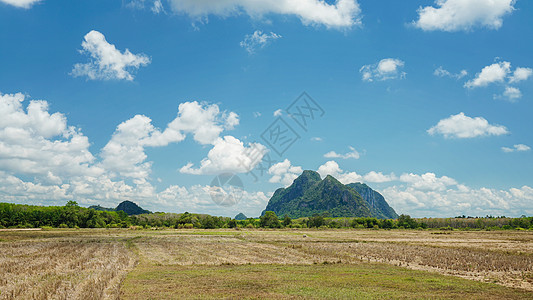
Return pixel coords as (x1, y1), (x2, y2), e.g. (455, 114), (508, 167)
(346, 183), (399, 219)
(89, 201), (150, 215)
(234, 213), (247, 220)
(88, 205), (114, 212)
(115, 201), (150, 215)
(263, 170), (373, 218)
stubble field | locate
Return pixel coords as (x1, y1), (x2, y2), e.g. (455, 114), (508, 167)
(1, 228), (532, 299)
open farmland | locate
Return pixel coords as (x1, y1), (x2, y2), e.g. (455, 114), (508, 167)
(1, 229), (532, 299)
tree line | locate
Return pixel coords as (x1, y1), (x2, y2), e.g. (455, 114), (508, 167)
(1, 202), (531, 230)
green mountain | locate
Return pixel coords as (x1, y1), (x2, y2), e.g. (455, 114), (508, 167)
(115, 201), (151, 215)
(234, 213), (247, 220)
(346, 183), (399, 219)
(262, 170), (373, 218)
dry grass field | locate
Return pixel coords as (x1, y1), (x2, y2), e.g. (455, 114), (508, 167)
(1, 228), (532, 299)
(0, 230), (137, 300)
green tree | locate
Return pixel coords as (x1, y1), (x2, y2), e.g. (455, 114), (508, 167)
(65, 201), (79, 207)
(397, 214), (418, 229)
(260, 211), (281, 228)
(282, 214), (292, 227)
(308, 214), (325, 228)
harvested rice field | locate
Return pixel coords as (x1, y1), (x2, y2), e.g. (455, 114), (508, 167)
(1, 228), (531, 299)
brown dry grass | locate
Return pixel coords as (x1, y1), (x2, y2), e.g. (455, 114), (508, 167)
(132, 229), (533, 291)
(0, 233), (136, 300)
(1, 228), (532, 299)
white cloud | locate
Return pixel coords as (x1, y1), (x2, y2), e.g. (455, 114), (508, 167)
(168, 0), (362, 29)
(0, 91), (271, 215)
(317, 161), (396, 185)
(240, 30), (281, 54)
(498, 86), (522, 102)
(273, 109), (283, 117)
(102, 101), (239, 181)
(324, 146), (360, 159)
(0, 0), (40, 8)
(428, 112), (509, 139)
(464, 61), (511, 88)
(100, 115), (175, 182)
(71, 30), (151, 81)
(502, 144), (531, 153)
(399, 172), (457, 191)
(364, 171), (397, 183)
(434, 66), (468, 79)
(253, 112), (262, 118)
(382, 179), (532, 218)
(509, 67), (533, 83)
(311, 137), (322, 142)
(152, 0), (164, 14)
(224, 111), (240, 130)
(268, 159), (303, 186)
(360, 58), (406, 82)
(157, 184), (270, 217)
(317, 160), (360, 184)
(464, 61), (531, 101)
(0, 92), (102, 180)
(414, 0), (515, 32)
(180, 136), (267, 175)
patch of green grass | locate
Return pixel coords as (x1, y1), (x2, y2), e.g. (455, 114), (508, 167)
(120, 263), (532, 299)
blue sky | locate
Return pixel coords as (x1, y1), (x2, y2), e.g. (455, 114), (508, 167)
(0, 0), (531, 217)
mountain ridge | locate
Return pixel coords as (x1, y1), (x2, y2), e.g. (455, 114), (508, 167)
(263, 170), (398, 219)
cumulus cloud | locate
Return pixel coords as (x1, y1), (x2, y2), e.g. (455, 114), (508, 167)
(311, 137), (322, 142)
(168, 0), (362, 29)
(0, 0), (40, 8)
(157, 184), (270, 217)
(464, 61), (531, 102)
(382, 177), (532, 218)
(240, 30), (281, 54)
(102, 101), (240, 181)
(317, 161), (396, 185)
(496, 86), (522, 102)
(434, 66), (468, 79)
(413, 0), (515, 32)
(273, 109), (283, 117)
(0, 91), (270, 214)
(324, 146), (360, 159)
(180, 136), (267, 175)
(0, 92), (102, 180)
(268, 159), (303, 186)
(71, 30), (151, 81)
(305, 160), (532, 217)
(427, 112), (509, 139)
(464, 61), (511, 88)
(360, 58), (406, 82)
(509, 67), (533, 83)
(502, 144), (531, 153)
(364, 171), (398, 183)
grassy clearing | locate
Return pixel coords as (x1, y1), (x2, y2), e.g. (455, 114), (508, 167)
(121, 263), (532, 299)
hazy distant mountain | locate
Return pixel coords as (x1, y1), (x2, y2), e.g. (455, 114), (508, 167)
(88, 205), (114, 212)
(234, 213), (247, 220)
(263, 170), (373, 218)
(346, 183), (399, 219)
